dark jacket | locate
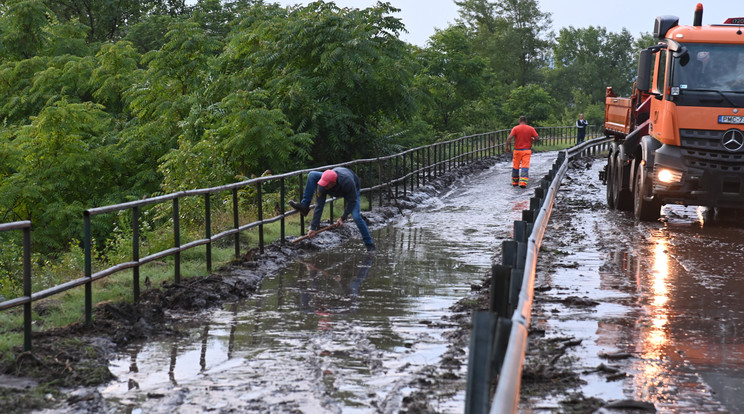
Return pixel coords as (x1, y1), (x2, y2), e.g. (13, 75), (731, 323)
(310, 167), (361, 230)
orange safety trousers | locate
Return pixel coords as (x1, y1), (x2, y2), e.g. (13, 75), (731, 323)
(511, 149), (531, 187)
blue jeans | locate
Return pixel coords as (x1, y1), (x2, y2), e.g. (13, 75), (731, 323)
(300, 171), (323, 207)
(301, 171), (374, 246)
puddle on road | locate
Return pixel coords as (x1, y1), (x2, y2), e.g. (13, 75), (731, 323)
(95, 154), (556, 413)
(623, 206), (744, 413)
(531, 160), (744, 413)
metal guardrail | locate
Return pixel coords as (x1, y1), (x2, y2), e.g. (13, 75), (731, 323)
(0, 125), (597, 352)
(463, 136), (612, 413)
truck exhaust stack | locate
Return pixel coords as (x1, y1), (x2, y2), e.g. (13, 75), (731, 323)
(693, 3), (703, 26)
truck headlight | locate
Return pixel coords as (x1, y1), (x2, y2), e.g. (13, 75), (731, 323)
(657, 168), (682, 183)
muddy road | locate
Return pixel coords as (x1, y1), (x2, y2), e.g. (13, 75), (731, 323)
(13, 151), (744, 413)
(523, 156), (744, 413)
(27, 153), (553, 413)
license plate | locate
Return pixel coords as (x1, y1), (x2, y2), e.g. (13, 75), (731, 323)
(719, 115), (744, 124)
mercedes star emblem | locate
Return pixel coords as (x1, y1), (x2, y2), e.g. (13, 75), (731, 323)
(722, 129), (744, 152)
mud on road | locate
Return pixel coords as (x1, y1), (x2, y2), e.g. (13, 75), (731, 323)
(9, 152), (736, 414)
(520, 156), (743, 413)
(0, 156), (507, 413)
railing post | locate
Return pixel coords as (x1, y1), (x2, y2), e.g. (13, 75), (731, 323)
(173, 197), (181, 283)
(280, 178), (286, 243)
(402, 154), (408, 197)
(299, 174), (305, 235)
(394, 156), (399, 199)
(232, 189), (240, 259)
(450, 141), (454, 171)
(84, 212), (92, 326)
(205, 193), (212, 273)
(257, 182), (264, 254)
(410, 151), (415, 193)
(427, 146), (431, 183)
(416, 149), (421, 188)
(132, 206), (140, 303)
(378, 161), (383, 207)
(22, 225), (32, 352)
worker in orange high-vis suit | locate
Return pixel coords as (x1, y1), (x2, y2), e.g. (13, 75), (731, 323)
(505, 116), (539, 188)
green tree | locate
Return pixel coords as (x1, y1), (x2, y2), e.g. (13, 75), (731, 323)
(417, 25), (489, 133)
(549, 26), (636, 105)
(42, 0), (189, 43)
(502, 83), (556, 126)
(222, 1), (416, 165)
(456, 0), (552, 87)
(0, 0), (51, 60)
(121, 19), (222, 193)
(0, 100), (114, 250)
(90, 41), (141, 114)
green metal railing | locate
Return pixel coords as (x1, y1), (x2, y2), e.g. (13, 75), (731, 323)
(0, 124), (599, 351)
(0, 221), (32, 351)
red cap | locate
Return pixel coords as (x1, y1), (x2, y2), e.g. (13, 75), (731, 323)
(318, 170), (338, 187)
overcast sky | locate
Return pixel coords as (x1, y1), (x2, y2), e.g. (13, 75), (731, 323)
(272, 0), (739, 47)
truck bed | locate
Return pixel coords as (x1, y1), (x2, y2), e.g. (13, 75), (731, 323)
(604, 95), (633, 136)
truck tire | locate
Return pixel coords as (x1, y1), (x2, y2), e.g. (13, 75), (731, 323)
(606, 151), (616, 209)
(633, 164), (661, 221)
(612, 155), (633, 211)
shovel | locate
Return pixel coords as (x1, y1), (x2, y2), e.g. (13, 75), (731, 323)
(291, 222), (341, 243)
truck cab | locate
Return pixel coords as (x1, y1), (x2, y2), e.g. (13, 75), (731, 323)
(603, 4), (744, 220)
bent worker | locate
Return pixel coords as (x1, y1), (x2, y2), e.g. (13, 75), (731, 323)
(289, 167), (376, 252)
(505, 116), (539, 188)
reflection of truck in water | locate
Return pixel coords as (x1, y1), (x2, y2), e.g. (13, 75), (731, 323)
(602, 4), (744, 220)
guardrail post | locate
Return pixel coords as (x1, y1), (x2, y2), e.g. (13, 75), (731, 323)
(23, 225), (32, 351)
(502, 240), (518, 268)
(84, 212), (92, 326)
(174, 197), (181, 283)
(132, 206), (140, 302)
(534, 187), (545, 201)
(490, 264), (511, 318)
(529, 196), (542, 213)
(490, 317), (513, 382)
(465, 310), (497, 414)
(522, 209), (535, 224)
(513, 220), (529, 243)
(510, 265), (525, 311)
(298, 174), (305, 235)
(205, 194), (212, 272)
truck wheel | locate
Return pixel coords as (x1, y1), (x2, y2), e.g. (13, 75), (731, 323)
(633, 165), (661, 221)
(606, 150), (616, 208)
(613, 155), (633, 211)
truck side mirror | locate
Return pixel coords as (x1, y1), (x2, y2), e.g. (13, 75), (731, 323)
(637, 49), (653, 92)
(674, 46), (690, 66)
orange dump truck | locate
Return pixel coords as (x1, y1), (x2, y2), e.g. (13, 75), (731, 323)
(602, 3), (744, 220)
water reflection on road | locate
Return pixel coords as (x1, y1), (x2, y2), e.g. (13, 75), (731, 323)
(533, 159), (744, 413)
(626, 207), (744, 413)
(96, 153), (555, 413)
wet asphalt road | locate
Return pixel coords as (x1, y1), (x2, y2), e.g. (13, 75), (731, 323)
(526, 157), (744, 413)
(45, 153), (555, 413)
